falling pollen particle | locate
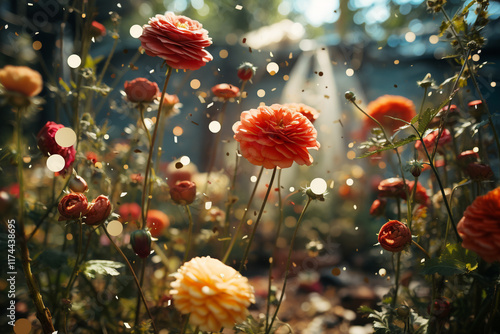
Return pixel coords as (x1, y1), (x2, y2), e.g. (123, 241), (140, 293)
(180, 156), (190, 165)
(379, 268), (387, 277)
(205, 201), (212, 210)
(120, 192), (127, 197)
(266, 62), (279, 75)
(124, 323), (131, 329)
(257, 89), (265, 98)
(235, 5), (243, 10)
(346, 68), (354, 77)
(190, 79), (201, 89)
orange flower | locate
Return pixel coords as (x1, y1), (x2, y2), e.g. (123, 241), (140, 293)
(378, 220), (412, 252)
(0, 65), (43, 97)
(211, 83), (239, 99)
(233, 104), (320, 169)
(365, 95), (416, 133)
(283, 103), (320, 123)
(146, 209), (169, 237)
(170, 257), (255, 332)
(457, 187), (500, 263)
(139, 13), (212, 70)
(58, 193), (89, 220)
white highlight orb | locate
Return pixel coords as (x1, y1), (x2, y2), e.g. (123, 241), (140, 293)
(208, 121), (221, 133)
(310, 178), (327, 195)
(55, 127), (77, 147)
(67, 54), (81, 68)
(47, 154), (65, 172)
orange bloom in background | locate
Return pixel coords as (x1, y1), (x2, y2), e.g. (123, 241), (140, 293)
(170, 256), (255, 332)
(124, 78), (159, 103)
(0, 65), (43, 97)
(233, 104), (320, 169)
(211, 83), (239, 99)
(415, 128), (452, 152)
(90, 21), (106, 37)
(139, 13), (212, 70)
(377, 178), (429, 205)
(465, 162), (494, 181)
(457, 187), (500, 263)
(146, 209), (169, 237)
(284, 103), (320, 123)
(378, 220), (412, 252)
(365, 95), (416, 134)
(370, 198), (387, 216)
(118, 203), (141, 223)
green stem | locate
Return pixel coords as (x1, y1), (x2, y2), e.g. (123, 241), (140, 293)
(205, 101), (228, 194)
(390, 252), (402, 324)
(139, 104), (152, 145)
(134, 258), (147, 328)
(412, 240), (431, 259)
(101, 225), (158, 334)
(96, 36), (118, 86)
(239, 167), (277, 272)
(222, 166), (264, 264)
(63, 221), (84, 300)
(267, 197), (313, 334)
(183, 205), (194, 263)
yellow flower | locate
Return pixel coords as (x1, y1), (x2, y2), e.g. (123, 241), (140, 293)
(170, 257), (255, 332)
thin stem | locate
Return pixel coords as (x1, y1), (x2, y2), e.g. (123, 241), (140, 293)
(239, 167), (277, 272)
(183, 205), (194, 263)
(96, 36), (119, 86)
(222, 166), (264, 264)
(64, 221), (84, 299)
(205, 101), (229, 194)
(16, 108), (55, 333)
(222, 149), (240, 255)
(101, 225), (158, 334)
(139, 104), (152, 145)
(140, 66), (172, 229)
(267, 197), (313, 333)
(390, 252), (402, 323)
(412, 240), (431, 259)
(134, 259), (147, 327)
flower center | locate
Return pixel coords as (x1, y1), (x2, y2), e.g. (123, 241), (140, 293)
(176, 22), (189, 30)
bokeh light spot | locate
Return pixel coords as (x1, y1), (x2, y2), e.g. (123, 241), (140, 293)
(55, 127), (77, 147)
(107, 220), (123, 236)
(208, 121), (221, 133)
(67, 54), (81, 68)
(47, 154), (65, 172)
(130, 24), (143, 38)
(190, 79), (201, 89)
(310, 178), (327, 195)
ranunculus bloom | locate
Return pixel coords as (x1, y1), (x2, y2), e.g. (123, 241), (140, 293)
(0, 65), (43, 97)
(146, 209), (170, 237)
(118, 203), (142, 223)
(139, 13), (213, 70)
(415, 129), (452, 152)
(377, 178), (406, 198)
(283, 103), (320, 124)
(378, 220), (412, 252)
(211, 83), (239, 99)
(465, 162), (493, 181)
(58, 193), (89, 220)
(84, 195), (112, 226)
(233, 104), (320, 169)
(170, 181), (196, 205)
(124, 78), (159, 103)
(365, 95), (416, 133)
(90, 21), (106, 37)
(37, 121), (76, 175)
(457, 187), (500, 263)
(237, 62), (257, 81)
(170, 256), (255, 332)
(370, 198), (387, 216)
(457, 150), (479, 166)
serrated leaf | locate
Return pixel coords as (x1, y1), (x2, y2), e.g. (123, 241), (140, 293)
(358, 305), (375, 313)
(83, 260), (125, 279)
(418, 108), (435, 133)
(357, 135), (418, 158)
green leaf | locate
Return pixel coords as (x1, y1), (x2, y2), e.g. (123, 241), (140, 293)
(417, 108), (435, 133)
(82, 260), (125, 279)
(357, 135), (418, 158)
(358, 305), (375, 313)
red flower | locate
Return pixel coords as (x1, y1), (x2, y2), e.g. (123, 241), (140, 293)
(211, 83), (239, 99)
(405, 181), (429, 206)
(378, 220), (412, 252)
(415, 129), (452, 152)
(237, 62), (257, 81)
(457, 150), (479, 166)
(0, 65), (43, 97)
(428, 298), (451, 319)
(233, 104), (320, 169)
(283, 103), (320, 124)
(139, 13), (212, 70)
(466, 163), (494, 181)
(370, 198), (387, 216)
(86, 152), (98, 165)
(124, 78), (159, 103)
(90, 21), (106, 37)
(365, 95), (416, 133)
(457, 187), (500, 263)
(118, 203), (141, 223)
(58, 193), (89, 220)
(131, 229), (152, 258)
(85, 195), (112, 226)
(377, 178), (406, 198)
(170, 181), (197, 205)
(37, 121), (76, 175)
(146, 210), (170, 237)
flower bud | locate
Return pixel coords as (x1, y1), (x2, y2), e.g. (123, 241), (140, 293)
(344, 91), (356, 102)
(69, 175), (88, 193)
(84, 195), (112, 226)
(378, 220), (412, 252)
(131, 229), (152, 258)
(58, 193), (89, 220)
(237, 62), (257, 81)
(407, 160), (424, 177)
(124, 78), (159, 103)
(396, 305), (410, 319)
(428, 298), (451, 319)
(170, 181), (197, 205)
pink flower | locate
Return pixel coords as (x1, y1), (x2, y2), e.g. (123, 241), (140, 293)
(170, 181), (197, 205)
(124, 78), (159, 103)
(37, 121), (76, 176)
(139, 13), (212, 70)
(415, 129), (452, 152)
(233, 104), (320, 169)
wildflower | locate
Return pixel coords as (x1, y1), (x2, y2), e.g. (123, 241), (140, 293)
(170, 256), (255, 332)
(124, 78), (159, 103)
(369, 198), (387, 216)
(58, 193), (89, 220)
(37, 121), (76, 176)
(465, 162), (493, 181)
(415, 128), (452, 152)
(283, 103), (320, 124)
(146, 209), (169, 237)
(457, 187), (500, 263)
(118, 203), (141, 223)
(365, 95), (416, 133)
(237, 62), (257, 81)
(211, 83), (239, 100)
(69, 175), (88, 193)
(90, 21), (106, 38)
(84, 195), (112, 226)
(130, 229), (152, 258)
(233, 104), (320, 169)
(170, 181), (197, 205)
(378, 220), (412, 252)
(139, 13), (212, 70)
(0, 65), (43, 97)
